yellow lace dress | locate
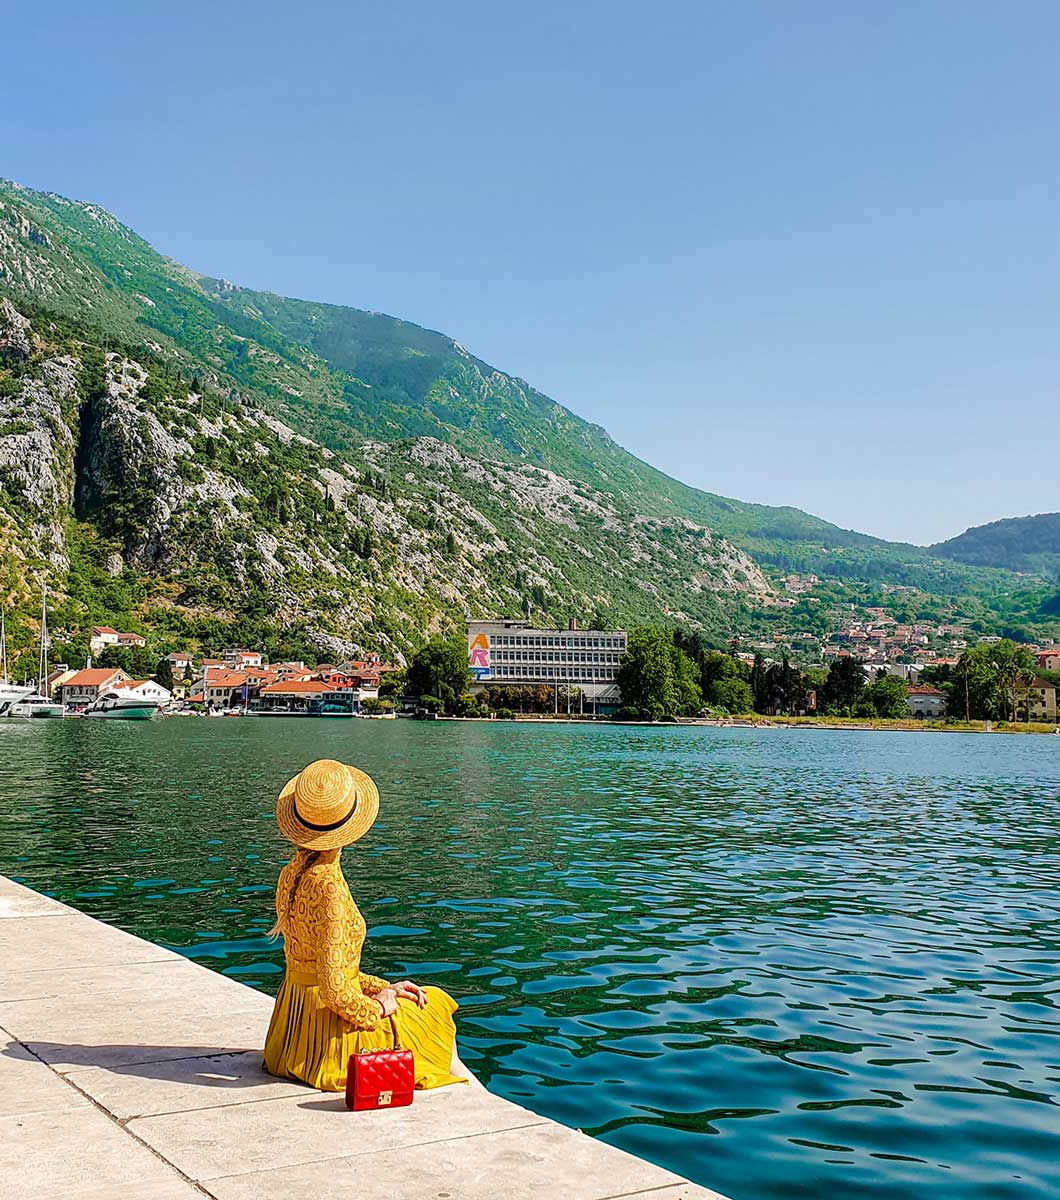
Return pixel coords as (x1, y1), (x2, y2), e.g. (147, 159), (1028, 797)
(263, 850), (466, 1092)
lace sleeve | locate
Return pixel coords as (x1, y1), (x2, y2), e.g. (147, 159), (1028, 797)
(314, 883), (384, 1030)
(357, 972), (390, 996)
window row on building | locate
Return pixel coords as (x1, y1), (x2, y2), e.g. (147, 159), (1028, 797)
(491, 650), (621, 665)
(490, 666), (617, 681)
(490, 634), (625, 650)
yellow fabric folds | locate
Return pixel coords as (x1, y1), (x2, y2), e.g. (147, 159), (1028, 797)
(264, 977), (465, 1093)
(261, 849), (465, 1093)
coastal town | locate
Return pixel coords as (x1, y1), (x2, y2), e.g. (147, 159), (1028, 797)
(7, 608), (1058, 725)
(40, 629), (394, 717)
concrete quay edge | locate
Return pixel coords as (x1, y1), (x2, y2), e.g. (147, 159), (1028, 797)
(0, 875), (727, 1200)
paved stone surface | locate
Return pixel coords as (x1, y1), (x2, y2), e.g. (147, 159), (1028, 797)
(204, 1123), (724, 1200)
(0, 875), (727, 1199)
(65, 1049), (310, 1120)
(0, 884), (70, 919)
(0, 1105), (203, 1200)
(0, 1035), (89, 1117)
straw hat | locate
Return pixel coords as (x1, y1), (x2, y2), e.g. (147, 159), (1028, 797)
(275, 759), (380, 850)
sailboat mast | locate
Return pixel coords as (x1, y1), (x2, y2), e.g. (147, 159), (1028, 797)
(1, 608), (7, 684)
(39, 582), (48, 689)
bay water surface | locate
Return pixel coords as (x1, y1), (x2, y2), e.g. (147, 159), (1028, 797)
(0, 718), (1057, 1199)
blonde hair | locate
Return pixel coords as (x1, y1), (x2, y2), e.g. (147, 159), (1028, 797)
(268, 848), (320, 939)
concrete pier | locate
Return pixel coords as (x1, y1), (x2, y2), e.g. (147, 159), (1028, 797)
(0, 876), (724, 1199)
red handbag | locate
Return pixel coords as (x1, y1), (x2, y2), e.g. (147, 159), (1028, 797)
(345, 1017), (414, 1111)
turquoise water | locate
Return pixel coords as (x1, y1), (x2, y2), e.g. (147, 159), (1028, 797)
(1, 718), (1058, 1199)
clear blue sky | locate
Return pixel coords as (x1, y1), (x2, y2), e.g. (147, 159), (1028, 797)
(6, 1), (1058, 544)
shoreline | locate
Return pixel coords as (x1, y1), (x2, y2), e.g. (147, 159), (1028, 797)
(437, 714), (1060, 736)
(0, 875), (721, 1200)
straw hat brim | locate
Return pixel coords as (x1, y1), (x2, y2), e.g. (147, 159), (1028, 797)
(275, 764), (380, 850)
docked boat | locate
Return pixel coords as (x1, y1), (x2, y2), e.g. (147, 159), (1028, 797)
(7, 693), (65, 719)
(83, 690), (159, 720)
(0, 610), (33, 715)
(1, 586), (65, 718)
(0, 682), (34, 717)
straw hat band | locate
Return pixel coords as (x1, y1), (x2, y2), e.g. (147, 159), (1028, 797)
(276, 760), (380, 851)
(292, 794), (358, 832)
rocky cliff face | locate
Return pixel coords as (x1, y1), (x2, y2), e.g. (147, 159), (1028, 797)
(0, 300), (773, 662)
(0, 301), (78, 578)
(75, 356), (191, 567)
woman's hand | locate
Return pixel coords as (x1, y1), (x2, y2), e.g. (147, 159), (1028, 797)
(375, 987), (399, 1017)
(391, 980), (428, 1009)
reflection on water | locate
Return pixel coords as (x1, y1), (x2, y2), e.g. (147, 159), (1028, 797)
(1, 718), (1059, 1200)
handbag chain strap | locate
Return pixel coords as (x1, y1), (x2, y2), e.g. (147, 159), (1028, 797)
(388, 1014), (404, 1050)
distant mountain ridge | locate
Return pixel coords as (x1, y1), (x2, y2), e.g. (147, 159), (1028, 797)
(932, 513), (1060, 576)
(1, 177), (1057, 660)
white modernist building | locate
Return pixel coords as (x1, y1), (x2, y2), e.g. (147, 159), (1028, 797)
(467, 619), (627, 711)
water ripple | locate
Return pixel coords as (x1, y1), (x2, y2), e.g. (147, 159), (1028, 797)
(1, 719), (1059, 1200)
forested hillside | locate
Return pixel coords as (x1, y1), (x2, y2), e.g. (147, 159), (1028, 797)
(933, 513), (1060, 576)
(1, 178), (1057, 668)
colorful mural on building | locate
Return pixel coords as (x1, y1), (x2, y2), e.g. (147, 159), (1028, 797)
(468, 631), (492, 681)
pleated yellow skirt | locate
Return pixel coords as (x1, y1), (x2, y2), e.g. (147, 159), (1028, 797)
(263, 974), (466, 1093)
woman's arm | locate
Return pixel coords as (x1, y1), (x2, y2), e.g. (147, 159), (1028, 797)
(357, 972), (390, 995)
(315, 909), (386, 1030)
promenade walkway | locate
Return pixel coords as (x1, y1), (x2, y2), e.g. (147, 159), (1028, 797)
(0, 876), (723, 1200)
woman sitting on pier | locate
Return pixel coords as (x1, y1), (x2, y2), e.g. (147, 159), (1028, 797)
(263, 758), (466, 1093)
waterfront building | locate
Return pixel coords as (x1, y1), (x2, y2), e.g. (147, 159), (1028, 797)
(906, 683), (947, 719)
(251, 678), (369, 715)
(466, 619), (626, 710)
(45, 663), (77, 698)
(1018, 678), (1058, 723)
(118, 679), (173, 706)
(199, 670), (254, 708)
(59, 667), (133, 707)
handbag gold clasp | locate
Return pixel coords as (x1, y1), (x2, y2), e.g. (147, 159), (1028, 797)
(378, 1090), (393, 1106)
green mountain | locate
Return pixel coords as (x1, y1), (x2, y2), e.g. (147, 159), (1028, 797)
(0, 179), (1056, 666)
(932, 513), (1060, 576)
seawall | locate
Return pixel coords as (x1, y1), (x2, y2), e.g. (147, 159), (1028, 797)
(0, 875), (723, 1199)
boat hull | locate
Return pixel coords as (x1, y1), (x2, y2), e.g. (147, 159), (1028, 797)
(84, 705), (157, 720)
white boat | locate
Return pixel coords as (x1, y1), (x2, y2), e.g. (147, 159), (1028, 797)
(0, 610), (33, 715)
(83, 690), (159, 720)
(7, 693), (65, 719)
(0, 586), (65, 718)
(0, 682), (34, 717)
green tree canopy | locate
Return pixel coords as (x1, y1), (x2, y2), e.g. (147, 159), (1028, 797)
(616, 628), (702, 719)
(97, 645), (157, 679)
(154, 657), (175, 691)
(866, 673), (908, 718)
(951, 639), (1035, 720)
(709, 676), (754, 714)
(818, 656), (866, 715)
(405, 634), (471, 713)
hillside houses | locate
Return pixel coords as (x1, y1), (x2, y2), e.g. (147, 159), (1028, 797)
(88, 626), (147, 654)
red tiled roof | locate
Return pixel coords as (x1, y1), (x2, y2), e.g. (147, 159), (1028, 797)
(62, 668), (126, 687)
(906, 684), (944, 695)
(206, 671), (250, 688)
